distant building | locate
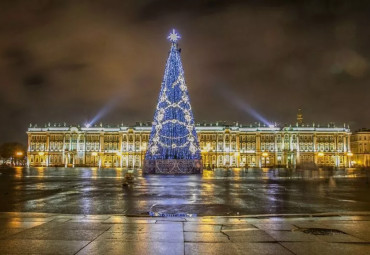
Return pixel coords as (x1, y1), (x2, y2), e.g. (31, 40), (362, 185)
(297, 109), (303, 125)
(26, 121), (352, 168)
(351, 129), (370, 167)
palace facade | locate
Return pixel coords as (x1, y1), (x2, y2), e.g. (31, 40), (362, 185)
(351, 128), (370, 167)
(27, 121), (352, 168)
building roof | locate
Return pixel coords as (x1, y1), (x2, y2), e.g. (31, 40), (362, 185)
(27, 122), (351, 133)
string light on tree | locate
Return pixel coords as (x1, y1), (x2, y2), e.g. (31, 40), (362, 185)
(144, 29), (202, 173)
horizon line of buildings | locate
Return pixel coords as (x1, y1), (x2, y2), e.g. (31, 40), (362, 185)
(26, 116), (370, 168)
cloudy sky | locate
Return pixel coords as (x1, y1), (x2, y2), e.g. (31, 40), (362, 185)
(0, 0), (369, 144)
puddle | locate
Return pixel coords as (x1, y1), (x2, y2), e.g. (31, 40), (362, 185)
(300, 228), (346, 235)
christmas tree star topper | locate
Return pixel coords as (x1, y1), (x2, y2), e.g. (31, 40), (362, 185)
(168, 29), (181, 43)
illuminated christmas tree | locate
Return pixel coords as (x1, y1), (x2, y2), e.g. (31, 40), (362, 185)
(143, 29), (202, 174)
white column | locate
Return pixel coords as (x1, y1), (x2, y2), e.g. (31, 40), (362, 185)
(296, 134), (300, 165)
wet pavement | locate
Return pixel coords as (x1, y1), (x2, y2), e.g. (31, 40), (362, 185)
(1, 212), (370, 255)
(1, 167), (370, 216)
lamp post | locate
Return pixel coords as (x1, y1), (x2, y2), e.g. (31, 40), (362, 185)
(347, 152), (353, 167)
(140, 143), (147, 169)
(277, 155), (282, 167)
(38, 152), (45, 167)
(262, 152), (268, 168)
(318, 152), (324, 167)
(202, 143), (212, 169)
(15, 151), (23, 166)
(234, 152), (240, 168)
(92, 152), (98, 167)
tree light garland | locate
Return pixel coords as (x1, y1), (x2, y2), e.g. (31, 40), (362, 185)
(145, 30), (201, 160)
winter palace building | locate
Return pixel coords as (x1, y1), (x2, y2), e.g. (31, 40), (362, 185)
(27, 118), (353, 169)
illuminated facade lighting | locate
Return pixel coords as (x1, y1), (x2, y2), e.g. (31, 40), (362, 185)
(26, 122), (353, 168)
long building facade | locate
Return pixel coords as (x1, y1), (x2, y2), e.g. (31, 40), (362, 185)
(351, 128), (370, 167)
(27, 122), (353, 168)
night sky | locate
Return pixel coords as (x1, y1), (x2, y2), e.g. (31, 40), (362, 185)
(0, 0), (369, 144)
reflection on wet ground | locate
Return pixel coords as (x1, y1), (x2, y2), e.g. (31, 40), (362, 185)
(3, 167), (370, 179)
(0, 167), (370, 216)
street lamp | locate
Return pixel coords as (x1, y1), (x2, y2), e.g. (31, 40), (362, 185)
(14, 151), (24, 166)
(91, 152), (98, 166)
(277, 155), (282, 167)
(347, 152), (354, 167)
(202, 143), (212, 168)
(262, 152), (268, 167)
(317, 152), (324, 166)
(140, 143), (147, 168)
(234, 152), (240, 168)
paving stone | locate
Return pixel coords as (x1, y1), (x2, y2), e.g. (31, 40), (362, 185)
(98, 230), (184, 242)
(316, 233), (367, 243)
(348, 216), (370, 221)
(246, 217), (311, 223)
(34, 221), (112, 230)
(281, 242), (370, 255)
(300, 223), (370, 242)
(156, 218), (187, 222)
(185, 242), (293, 255)
(78, 215), (111, 220)
(77, 240), (183, 255)
(335, 229), (370, 242)
(187, 218), (243, 225)
(0, 239), (89, 255)
(222, 224), (258, 231)
(68, 219), (106, 223)
(53, 215), (110, 222)
(234, 243), (294, 255)
(184, 223), (222, 232)
(7, 228), (106, 241)
(104, 216), (156, 224)
(293, 222), (343, 229)
(253, 223), (297, 231)
(51, 218), (73, 223)
(50, 215), (83, 220)
(109, 223), (183, 232)
(0, 220), (45, 229)
(225, 230), (276, 242)
(185, 242), (239, 254)
(264, 230), (319, 242)
(184, 232), (230, 242)
(0, 228), (25, 239)
(198, 218), (243, 224)
(0, 217), (55, 222)
(0, 212), (55, 219)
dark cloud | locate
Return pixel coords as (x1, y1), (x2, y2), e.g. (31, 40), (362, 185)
(0, 0), (369, 144)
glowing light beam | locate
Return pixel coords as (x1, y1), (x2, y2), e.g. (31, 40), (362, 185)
(216, 85), (271, 126)
(86, 95), (122, 127)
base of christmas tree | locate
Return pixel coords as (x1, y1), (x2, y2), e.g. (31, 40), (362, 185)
(143, 159), (203, 174)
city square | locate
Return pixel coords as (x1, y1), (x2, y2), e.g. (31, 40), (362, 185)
(1, 167), (370, 254)
(1, 0), (370, 254)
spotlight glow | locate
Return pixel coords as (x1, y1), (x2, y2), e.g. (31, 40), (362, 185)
(86, 96), (121, 127)
(216, 85), (271, 126)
